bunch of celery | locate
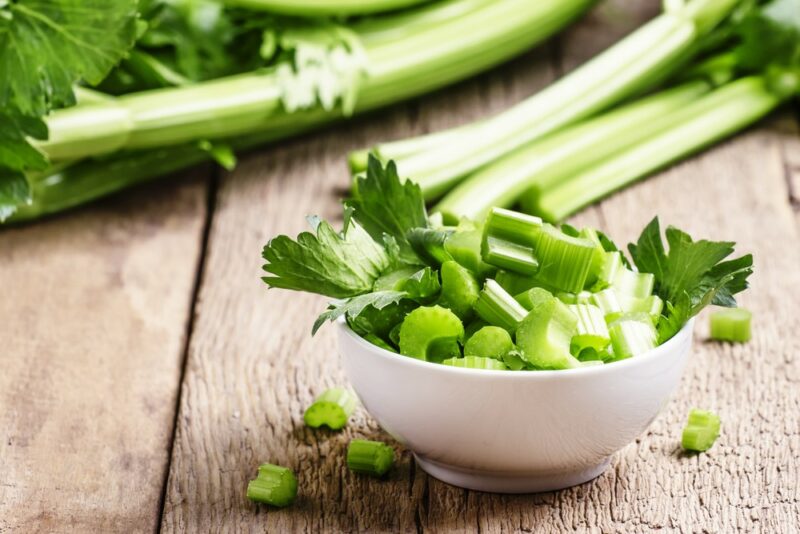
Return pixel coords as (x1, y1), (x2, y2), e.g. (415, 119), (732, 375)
(2, 0), (597, 222)
(352, 0), (800, 222)
(261, 156), (753, 371)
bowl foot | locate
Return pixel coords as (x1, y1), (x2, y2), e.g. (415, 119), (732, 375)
(414, 455), (611, 494)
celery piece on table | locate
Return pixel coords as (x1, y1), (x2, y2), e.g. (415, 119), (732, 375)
(304, 387), (358, 430)
(247, 464), (298, 507)
(681, 409), (721, 452)
(710, 308), (752, 342)
(347, 439), (395, 477)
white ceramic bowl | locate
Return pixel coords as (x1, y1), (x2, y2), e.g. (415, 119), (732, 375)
(338, 318), (694, 493)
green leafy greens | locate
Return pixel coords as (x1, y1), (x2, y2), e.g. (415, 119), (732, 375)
(629, 217), (753, 342)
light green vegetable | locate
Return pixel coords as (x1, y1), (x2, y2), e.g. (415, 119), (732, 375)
(608, 313), (657, 360)
(347, 439), (395, 476)
(710, 308), (752, 342)
(398, 305), (464, 361)
(438, 261), (480, 319)
(568, 304), (610, 354)
(463, 326), (514, 360)
(247, 464), (298, 507)
(515, 288), (580, 370)
(681, 409), (721, 452)
(303, 387), (358, 430)
(473, 280), (528, 332)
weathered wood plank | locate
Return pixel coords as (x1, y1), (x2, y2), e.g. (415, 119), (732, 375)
(0, 175), (209, 533)
(160, 39), (559, 533)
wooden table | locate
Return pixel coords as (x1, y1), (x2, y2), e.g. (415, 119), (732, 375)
(2, 2), (799, 532)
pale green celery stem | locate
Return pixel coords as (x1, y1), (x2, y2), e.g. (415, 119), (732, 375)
(534, 76), (782, 221)
(433, 80), (711, 222)
(400, 13), (700, 197)
(43, 75), (284, 160)
(355, 0), (487, 46)
(221, 0), (432, 16)
(37, 0), (593, 162)
(361, 0), (595, 105)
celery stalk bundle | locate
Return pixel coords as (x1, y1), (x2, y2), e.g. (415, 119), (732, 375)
(2, 0), (597, 223)
(352, 0), (800, 223)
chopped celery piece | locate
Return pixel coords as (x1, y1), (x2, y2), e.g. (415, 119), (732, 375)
(444, 227), (495, 277)
(515, 289), (580, 370)
(442, 355), (508, 370)
(483, 208), (542, 245)
(247, 464), (298, 507)
(681, 409), (721, 452)
(608, 313), (657, 360)
(373, 266), (421, 291)
(464, 326), (514, 360)
(482, 236), (539, 274)
(347, 440), (395, 477)
(592, 289), (662, 324)
(364, 333), (397, 352)
(304, 387), (358, 430)
(530, 224), (595, 293)
(473, 280), (528, 332)
(710, 308), (751, 342)
(591, 288), (623, 316)
(407, 227), (453, 266)
(502, 349), (532, 370)
(613, 268), (655, 298)
(625, 294), (663, 324)
(398, 305), (464, 361)
(464, 318), (488, 343)
(575, 346), (614, 362)
(438, 260), (480, 319)
(480, 208), (542, 274)
(568, 304), (610, 353)
(593, 251), (624, 290)
(580, 227), (606, 287)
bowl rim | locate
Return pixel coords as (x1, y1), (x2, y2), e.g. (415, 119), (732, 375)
(338, 317), (695, 379)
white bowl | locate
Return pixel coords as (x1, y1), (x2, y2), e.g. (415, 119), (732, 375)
(338, 318), (694, 493)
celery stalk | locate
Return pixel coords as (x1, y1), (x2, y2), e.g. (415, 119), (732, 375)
(37, 0), (596, 162)
(531, 76), (782, 221)
(433, 81), (711, 221)
(365, 0), (738, 198)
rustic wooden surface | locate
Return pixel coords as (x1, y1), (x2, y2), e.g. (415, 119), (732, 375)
(2, 1), (800, 532)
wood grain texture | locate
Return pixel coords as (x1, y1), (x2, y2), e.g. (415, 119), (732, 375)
(0, 175), (209, 533)
(153, 1), (800, 532)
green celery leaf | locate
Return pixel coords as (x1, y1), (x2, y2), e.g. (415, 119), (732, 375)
(0, 111), (48, 173)
(657, 292), (692, 344)
(0, 170), (32, 222)
(263, 217), (391, 299)
(400, 267), (441, 302)
(313, 290), (407, 335)
(628, 217), (753, 336)
(0, 0), (139, 116)
(346, 156), (430, 264)
(734, 0), (800, 72)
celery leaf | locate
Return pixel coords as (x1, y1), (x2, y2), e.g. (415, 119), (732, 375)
(345, 156), (429, 264)
(263, 217), (391, 298)
(0, 0), (139, 116)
